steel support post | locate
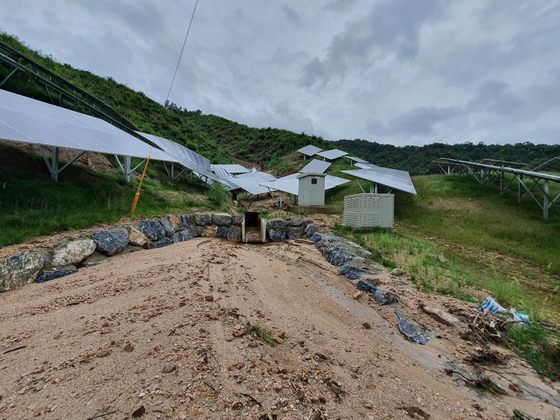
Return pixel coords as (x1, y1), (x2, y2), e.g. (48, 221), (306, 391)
(124, 155), (131, 182)
(0, 68), (18, 87)
(544, 180), (549, 219)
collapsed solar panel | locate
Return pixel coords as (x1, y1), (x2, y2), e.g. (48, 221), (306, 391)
(316, 149), (348, 161)
(297, 144), (322, 156)
(210, 165), (239, 190)
(301, 158), (331, 174)
(136, 131), (219, 183)
(0, 89), (175, 162)
(342, 163), (416, 194)
(260, 173), (350, 195)
(212, 164), (249, 174)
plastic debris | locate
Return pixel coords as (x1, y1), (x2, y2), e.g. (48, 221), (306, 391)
(395, 310), (430, 345)
(479, 297), (508, 314)
(479, 296), (530, 325)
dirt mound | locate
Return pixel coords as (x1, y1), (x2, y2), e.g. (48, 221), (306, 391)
(1, 238), (558, 419)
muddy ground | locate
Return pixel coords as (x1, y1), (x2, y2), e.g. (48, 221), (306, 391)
(1, 236), (559, 419)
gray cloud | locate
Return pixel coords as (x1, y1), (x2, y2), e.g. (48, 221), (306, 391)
(0, 1), (559, 146)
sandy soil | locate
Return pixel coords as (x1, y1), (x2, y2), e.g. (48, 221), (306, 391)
(1, 238), (559, 420)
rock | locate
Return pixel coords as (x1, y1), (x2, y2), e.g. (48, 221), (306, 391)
(0, 252), (45, 292)
(126, 226), (148, 247)
(288, 218), (303, 227)
(168, 215), (183, 231)
(339, 265), (375, 280)
(232, 215), (243, 225)
(181, 229), (196, 241)
(52, 239), (96, 268)
(181, 214), (195, 228)
(267, 229), (286, 242)
(160, 218), (175, 237)
(422, 306), (467, 329)
(305, 224), (319, 238)
(395, 310), (430, 345)
(194, 213), (212, 226)
(326, 250), (353, 266)
(92, 230), (129, 256)
(391, 268), (405, 277)
(287, 226), (304, 240)
(35, 269), (77, 284)
(213, 214), (233, 226)
(267, 220), (287, 230)
(147, 237), (174, 249)
(309, 232), (322, 242)
(197, 225), (218, 237)
(139, 220), (166, 241)
(357, 280), (378, 294)
(226, 226), (242, 242)
(216, 226), (228, 239)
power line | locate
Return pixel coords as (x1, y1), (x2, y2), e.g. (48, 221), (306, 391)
(165, 0), (200, 103)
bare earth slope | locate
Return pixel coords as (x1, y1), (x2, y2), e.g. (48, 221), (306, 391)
(1, 238), (558, 419)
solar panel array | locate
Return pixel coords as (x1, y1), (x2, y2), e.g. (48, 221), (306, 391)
(346, 156), (368, 164)
(297, 144), (322, 156)
(136, 131), (220, 183)
(342, 163), (417, 194)
(300, 159), (331, 174)
(260, 173), (350, 195)
(0, 89), (175, 162)
(212, 164), (249, 174)
(316, 149), (348, 160)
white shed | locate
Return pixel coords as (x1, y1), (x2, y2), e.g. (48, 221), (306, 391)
(297, 173), (326, 206)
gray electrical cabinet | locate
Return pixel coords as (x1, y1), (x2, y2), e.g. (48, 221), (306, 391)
(297, 173), (326, 206)
(343, 193), (394, 228)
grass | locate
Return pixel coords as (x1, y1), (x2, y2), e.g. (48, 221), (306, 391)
(247, 323), (278, 347)
(0, 145), (230, 247)
(329, 174), (560, 377)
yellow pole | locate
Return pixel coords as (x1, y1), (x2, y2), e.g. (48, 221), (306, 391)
(131, 155), (151, 215)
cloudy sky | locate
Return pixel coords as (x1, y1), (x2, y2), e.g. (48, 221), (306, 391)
(1, 0), (559, 146)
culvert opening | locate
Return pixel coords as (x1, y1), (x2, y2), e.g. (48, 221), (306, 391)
(243, 211), (266, 243)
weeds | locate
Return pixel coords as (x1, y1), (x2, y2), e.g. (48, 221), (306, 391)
(247, 323), (278, 347)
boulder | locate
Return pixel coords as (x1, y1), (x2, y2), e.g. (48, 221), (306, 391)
(139, 220), (166, 241)
(286, 226), (305, 240)
(288, 218), (303, 227)
(268, 229), (286, 242)
(391, 268), (405, 277)
(147, 237), (174, 249)
(267, 220), (287, 230)
(305, 224), (319, 238)
(127, 227), (148, 247)
(232, 215), (243, 225)
(160, 218), (175, 237)
(181, 214), (195, 228)
(213, 214), (233, 226)
(197, 225), (218, 237)
(52, 239), (96, 268)
(194, 213), (212, 226)
(339, 265), (375, 280)
(226, 226), (242, 242)
(168, 215), (183, 231)
(92, 230), (129, 256)
(216, 226), (228, 239)
(309, 232), (322, 242)
(35, 269), (77, 284)
(326, 251), (353, 266)
(0, 252), (45, 292)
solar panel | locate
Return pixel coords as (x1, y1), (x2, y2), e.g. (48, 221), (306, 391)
(136, 131), (220, 182)
(347, 156), (368, 164)
(343, 163), (417, 194)
(260, 173), (350, 195)
(316, 149), (348, 160)
(231, 172), (277, 195)
(0, 89), (175, 162)
(212, 164), (249, 174)
(297, 144), (322, 156)
(301, 159), (331, 174)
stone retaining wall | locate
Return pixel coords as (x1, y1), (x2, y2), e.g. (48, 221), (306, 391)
(0, 213), (318, 293)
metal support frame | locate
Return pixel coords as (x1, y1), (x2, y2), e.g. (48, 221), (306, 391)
(114, 155), (146, 182)
(38, 145), (85, 181)
(440, 158), (560, 218)
(0, 67), (18, 87)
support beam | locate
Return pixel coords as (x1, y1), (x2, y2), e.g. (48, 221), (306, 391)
(0, 67), (17, 87)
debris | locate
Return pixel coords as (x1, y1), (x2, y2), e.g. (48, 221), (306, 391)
(3, 345), (27, 354)
(363, 322), (372, 330)
(353, 291), (363, 300)
(422, 306), (466, 329)
(395, 310), (430, 345)
(391, 268), (405, 277)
